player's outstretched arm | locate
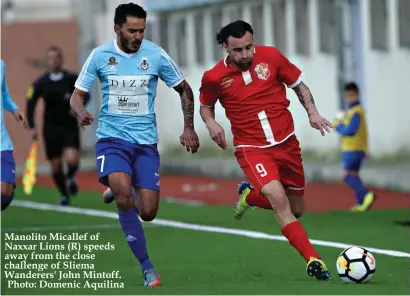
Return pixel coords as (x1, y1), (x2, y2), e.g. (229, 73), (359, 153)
(200, 106), (227, 150)
(1, 62), (28, 130)
(199, 104), (215, 123)
(11, 109), (28, 130)
(292, 82), (317, 116)
(293, 82), (333, 136)
(198, 71), (227, 149)
(70, 88), (94, 130)
(173, 80), (200, 153)
(3, 94), (28, 130)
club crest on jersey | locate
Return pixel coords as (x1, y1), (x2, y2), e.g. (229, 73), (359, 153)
(220, 77), (233, 89)
(254, 63), (270, 80)
(107, 56), (118, 72)
(140, 57), (150, 70)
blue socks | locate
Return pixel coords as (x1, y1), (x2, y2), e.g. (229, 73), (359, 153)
(1, 194), (14, 211)
(118, 209), (153, 272)
(343, 174), (369, 204)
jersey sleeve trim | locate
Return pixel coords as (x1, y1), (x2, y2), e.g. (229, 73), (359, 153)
(168, 77), (184, 88)
(74, 84), (89, 92)
(288, 73), (304, 88)
(160, 48), (185, 87)
(75, 50), (96, 89)
(200, 103), (215, 108)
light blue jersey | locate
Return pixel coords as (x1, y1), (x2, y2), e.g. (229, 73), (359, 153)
(75, 39), (184, 144)
(1, 60), (19, 152)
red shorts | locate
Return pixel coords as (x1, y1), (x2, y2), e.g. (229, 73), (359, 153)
(234, 135), (305, 196)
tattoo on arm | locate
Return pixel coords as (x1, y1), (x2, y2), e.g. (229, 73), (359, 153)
(174, 80), (195, 128)
(293, 82), (316, 116)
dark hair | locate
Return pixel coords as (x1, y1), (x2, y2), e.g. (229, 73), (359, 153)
(114, 3), (147, 26)
(46, 46), (62, 57)
(344, 82), (360, 94)
(216, 20), (254, 45)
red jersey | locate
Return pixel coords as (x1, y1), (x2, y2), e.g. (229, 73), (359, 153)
(199, 46), (302, 148)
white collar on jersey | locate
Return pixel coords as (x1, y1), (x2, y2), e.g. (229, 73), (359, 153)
(113, 39), (139, 58)
(49, 72), (64, 81)
(224, 47), (256, 68)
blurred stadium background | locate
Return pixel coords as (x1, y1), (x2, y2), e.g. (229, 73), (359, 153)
(1, 0), (410, 191)
(1, 1), (410, 294)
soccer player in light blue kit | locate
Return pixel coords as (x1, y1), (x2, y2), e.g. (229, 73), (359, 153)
(1, 59), (28, 211)
(70, 3), (199, 286)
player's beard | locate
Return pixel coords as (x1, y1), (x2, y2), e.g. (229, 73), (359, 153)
(230, 56), (252, 70)
(119, 32), (140, 53)
(235, 60), (252, 70)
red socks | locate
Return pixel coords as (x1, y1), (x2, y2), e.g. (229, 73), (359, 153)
(244, 187), (320, 262)
(281, 221), (321, 263)
(245, 190), (272, 209)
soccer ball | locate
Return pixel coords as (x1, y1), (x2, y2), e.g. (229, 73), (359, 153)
(336, 246), (376, 283)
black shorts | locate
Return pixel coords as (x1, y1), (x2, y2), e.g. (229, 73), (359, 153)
(43, 127), (80, 160)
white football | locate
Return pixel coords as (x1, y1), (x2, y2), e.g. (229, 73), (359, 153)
(336, 246), (376, 283)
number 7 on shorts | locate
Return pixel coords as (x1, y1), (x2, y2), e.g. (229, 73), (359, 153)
(97, 155), (105, 173)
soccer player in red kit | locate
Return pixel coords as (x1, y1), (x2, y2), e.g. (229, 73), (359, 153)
(199, 21), (333, 280)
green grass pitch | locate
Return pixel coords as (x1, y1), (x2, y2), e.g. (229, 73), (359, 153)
(1, 186), (409, 295)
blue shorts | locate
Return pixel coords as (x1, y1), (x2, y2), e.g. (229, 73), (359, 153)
(342, 151), (366, 172)
(1, 150), (16, 187)
(95, 137), (160, 191)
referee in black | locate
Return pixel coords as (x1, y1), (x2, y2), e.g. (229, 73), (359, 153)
(27, 46), (89, 206)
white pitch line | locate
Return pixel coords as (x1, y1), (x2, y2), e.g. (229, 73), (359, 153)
(10, 200), (410, 259)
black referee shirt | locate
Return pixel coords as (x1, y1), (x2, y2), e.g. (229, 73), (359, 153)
(26, 71), (90, 131)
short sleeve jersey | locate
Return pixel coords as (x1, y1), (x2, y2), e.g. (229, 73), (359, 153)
(75, 39), (185, 144)
(199, 46), (302, 148)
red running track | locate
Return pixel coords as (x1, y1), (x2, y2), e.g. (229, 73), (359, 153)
(27, 172), (410, 212)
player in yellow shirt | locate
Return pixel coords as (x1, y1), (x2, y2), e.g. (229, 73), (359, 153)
(333, 82), (375, 211)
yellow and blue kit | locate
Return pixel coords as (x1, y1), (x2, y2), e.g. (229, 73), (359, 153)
(336, 101), (368, 171)
(335, 100), (373, 208)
